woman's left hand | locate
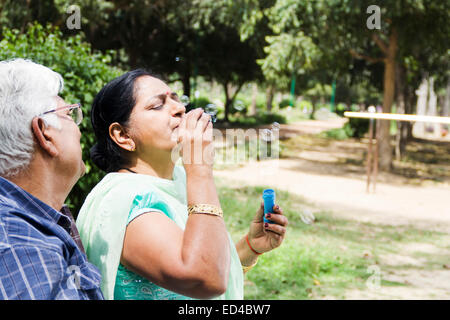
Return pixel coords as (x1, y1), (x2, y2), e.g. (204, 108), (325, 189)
(247, 202), (288, 254)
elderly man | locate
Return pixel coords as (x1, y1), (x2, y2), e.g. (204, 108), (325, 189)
(0, 59), (103, 299)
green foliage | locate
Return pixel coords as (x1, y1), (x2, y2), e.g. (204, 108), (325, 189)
(228, 111), (287, 128)
(321, 128), (350, 140)
(344, 118), (370, 139)
(256, 112), (286, 125)
(335, 103), (349, 117)
(303, 83), (332, 101)
(0, 23), (122, 216)
(191, 96), (212, 109)
(258, 31), (321, 90)
(279, 98), (295, 109)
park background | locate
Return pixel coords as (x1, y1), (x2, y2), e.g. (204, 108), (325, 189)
(0, 0), (449, 299)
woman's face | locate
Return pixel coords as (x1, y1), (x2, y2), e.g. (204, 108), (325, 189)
(127, 76), (186, 155)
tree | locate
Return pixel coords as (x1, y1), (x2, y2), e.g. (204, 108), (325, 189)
(238, 1), (328, 116)
(196, 25), (261, 121)
(0, 23), (121, 215)
(242, 0), (449, 170)
(326, 0), (449, 170)
(0, 0), (61, 31)
(48, 0), (262, 121)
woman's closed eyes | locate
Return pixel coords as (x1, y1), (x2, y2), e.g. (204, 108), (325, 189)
(152, 103), (165, 110)
(146, 92), (181, 111)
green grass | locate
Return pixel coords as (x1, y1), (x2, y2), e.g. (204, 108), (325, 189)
(319, 127), (350, 140)
(224, 112), (288, 128)
(216, 179), (449, 299)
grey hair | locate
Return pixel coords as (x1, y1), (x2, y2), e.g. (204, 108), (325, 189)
(0, 59), (64, 178)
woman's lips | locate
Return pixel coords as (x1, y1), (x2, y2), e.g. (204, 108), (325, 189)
(171, 126), (179, 141)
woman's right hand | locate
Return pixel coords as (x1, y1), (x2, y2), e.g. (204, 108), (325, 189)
(177, 108), (214, 175)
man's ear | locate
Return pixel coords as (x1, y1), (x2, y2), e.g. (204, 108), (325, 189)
(31, 117), (59, 157)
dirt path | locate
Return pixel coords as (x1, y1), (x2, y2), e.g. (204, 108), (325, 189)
(214, 119), (450, 299)
(215, 158), (450, 231)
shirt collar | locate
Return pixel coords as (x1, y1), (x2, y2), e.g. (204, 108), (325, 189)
(0, 176), (71, 233)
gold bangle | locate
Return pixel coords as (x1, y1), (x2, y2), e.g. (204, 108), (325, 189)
(187, 204), (223, 218)
(242, 258), (258, 273)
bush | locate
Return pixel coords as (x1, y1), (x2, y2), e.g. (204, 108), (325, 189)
(0, 23), (122, 216)
(335, 103), (348, 117)
(343, 118), (370, 138)
(258, 112), (286, 124)
(279, 98), (296, 109)
(191, 96), (212, 109)
(298, 100), (313, 113)
(322, 128), (349, 140)
(229, 111), (287, 127)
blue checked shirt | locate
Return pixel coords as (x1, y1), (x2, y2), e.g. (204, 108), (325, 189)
(0, 176), (104, 300)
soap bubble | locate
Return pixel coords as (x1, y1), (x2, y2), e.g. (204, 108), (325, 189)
(205, 103), (218, 115)
(260, 128), (274, 142)
(300, 209), (315, 225)
(233, 100), (245, 112)
(204, 103), (218, 123)
(180, 95), (190, 106)
(271, 122), (280, 132)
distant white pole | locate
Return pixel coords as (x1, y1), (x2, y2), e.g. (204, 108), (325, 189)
(344, 112), (450, 124)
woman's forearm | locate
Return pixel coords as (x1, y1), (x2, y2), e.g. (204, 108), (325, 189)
(182, 168), (230, 294)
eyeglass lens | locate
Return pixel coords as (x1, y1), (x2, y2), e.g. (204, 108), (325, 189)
(70, 106), (83, 125)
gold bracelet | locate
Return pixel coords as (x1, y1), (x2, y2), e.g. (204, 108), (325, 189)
(242, 258), (258, 273)
(187, 204), (223, 218)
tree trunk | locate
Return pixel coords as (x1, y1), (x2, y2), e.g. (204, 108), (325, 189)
(378, 28), (398, 171)
(223, 83), (231, 122)
(442, 78), (450, 117)
(182, 66), (191, 98)
(249, 83), (258, 116)
(395, 62), (407, 160)
(310, 99), (318, 120)
(404, 88), (415, 140)
(222, 82), (245, 122)
(266, 85), (275, 112)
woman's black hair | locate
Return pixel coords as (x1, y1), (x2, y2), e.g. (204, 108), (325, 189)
(90, 69), (154, 172)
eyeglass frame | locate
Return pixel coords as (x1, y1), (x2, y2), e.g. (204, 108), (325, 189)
(39, 103), (83, 126)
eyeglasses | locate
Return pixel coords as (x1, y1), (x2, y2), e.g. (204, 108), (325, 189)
(39, 103), (83, 126)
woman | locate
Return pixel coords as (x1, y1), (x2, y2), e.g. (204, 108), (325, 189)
(76, 69), (288, 300)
